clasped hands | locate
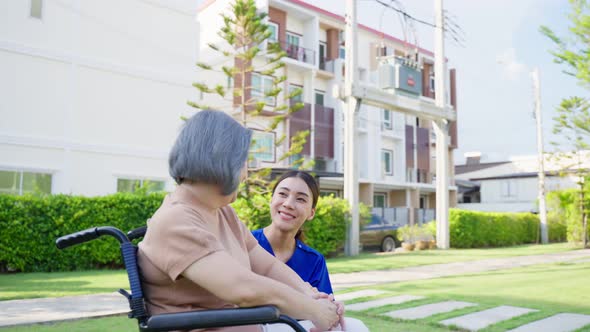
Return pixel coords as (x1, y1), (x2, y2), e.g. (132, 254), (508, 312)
(306, 283), (346, 331)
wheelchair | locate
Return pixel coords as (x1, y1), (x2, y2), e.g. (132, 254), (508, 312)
(56, 226), (306, 332)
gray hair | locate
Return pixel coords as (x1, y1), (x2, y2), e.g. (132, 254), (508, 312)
(169, 110), (252, 195)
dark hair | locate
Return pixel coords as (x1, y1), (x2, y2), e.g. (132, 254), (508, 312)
(168, 110), (252, 195)
(272, 170), (320, 242)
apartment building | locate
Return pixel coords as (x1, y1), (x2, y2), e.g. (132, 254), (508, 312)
(197, 0), (459, 225)
(0, 0), (457, 226)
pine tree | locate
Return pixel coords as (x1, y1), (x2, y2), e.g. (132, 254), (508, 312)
(189, 0), (311, 194)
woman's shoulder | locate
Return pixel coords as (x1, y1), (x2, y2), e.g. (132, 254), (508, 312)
(250, 228), (263, 237)
(295, 241), (326, 262)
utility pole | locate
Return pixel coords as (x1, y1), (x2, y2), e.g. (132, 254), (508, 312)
(344, 0), (360, 256)
(433, 0), (450, 249)
(532, 67), (548, 244)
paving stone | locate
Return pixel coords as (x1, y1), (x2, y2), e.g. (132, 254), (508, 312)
(336, 290), (387, 302)
(0, 293), (128, 327)
(346, 295), (424, 312)
(440, 305), (537, 331)
(383, 300), (477, 320)
(507, 313), (590, 332)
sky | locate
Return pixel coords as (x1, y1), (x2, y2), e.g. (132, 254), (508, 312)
(190, 0), (586, 165)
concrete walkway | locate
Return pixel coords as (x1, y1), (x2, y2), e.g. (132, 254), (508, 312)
(330, 249), (590, 290)
(1, 249), (589, 328)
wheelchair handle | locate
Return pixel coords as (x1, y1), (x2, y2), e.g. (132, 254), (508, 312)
(56, 226), (129, 249)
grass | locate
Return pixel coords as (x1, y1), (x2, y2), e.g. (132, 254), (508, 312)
(341, 260), (590, 331)
(0, 243), (580, 301)
(327, 242), (578, 273)
(0, 316), (135, 332)
(2, 260), (589, 331)
(0, 270), (128, 301)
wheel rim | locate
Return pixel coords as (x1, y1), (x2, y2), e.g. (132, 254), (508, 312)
(383, 237), (395, 251)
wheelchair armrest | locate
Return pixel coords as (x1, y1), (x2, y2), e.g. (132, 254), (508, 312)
(141, 305), (305, 332)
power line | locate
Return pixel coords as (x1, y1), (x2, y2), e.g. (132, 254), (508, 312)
(371, 0), (465, 47)
(374, 0), (435, 28)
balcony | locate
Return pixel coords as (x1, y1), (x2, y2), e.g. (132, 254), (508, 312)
(415, 208), (435, 225)
(288, 103), (334, 159)
(276, 40), (315, 66)
(319, 58), (335, 72)
(371, 207), (409, 228)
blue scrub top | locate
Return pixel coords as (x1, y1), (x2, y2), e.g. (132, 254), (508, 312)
(251, 229), (334, 295)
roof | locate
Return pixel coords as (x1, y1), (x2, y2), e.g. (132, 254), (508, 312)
(469, 171), (561, 181)
(455, 161), (511, 175)
(197, 0), (436, 58)
(455, 179), (480, 194)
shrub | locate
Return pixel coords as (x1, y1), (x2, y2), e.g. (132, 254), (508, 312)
(0, 193), (165, 272)
(546, 189), (588, 244)
(448, 209), (539, 248)
(1, 192), (352, 272)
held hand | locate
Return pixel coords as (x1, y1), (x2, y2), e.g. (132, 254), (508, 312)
(309, 298), (339, 332)
(328, 294), (346, 331)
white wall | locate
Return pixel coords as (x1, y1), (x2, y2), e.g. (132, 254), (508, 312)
(0, 0), (199, 195)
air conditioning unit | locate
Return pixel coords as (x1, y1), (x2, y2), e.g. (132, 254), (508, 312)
(314, 158), (327, 172)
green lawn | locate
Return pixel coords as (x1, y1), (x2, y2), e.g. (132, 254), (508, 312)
(341, 260), (590, 332)
(0, 243), (580, 301)
(0, 270), (128, 301)
(327, 242), (578, 273)
(2, 260), (589, 331)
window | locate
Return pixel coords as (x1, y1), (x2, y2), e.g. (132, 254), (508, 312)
(0, 170), (52, 195)
(339, 46), (346, 60)
(289, 84), (303, 103)
(429, 72), (435, 92)
(286, 33), (300, 47)
(381, 149), (393, 175)
(30, 0), (43, 19)
(382, 109), (392, 130)
(250, 131), (275, 162)
(373, 193), (387, 208)
(319, 42), (326, 66)
(117, 178), (165, 193)
(315, 90), (325, 106)
(267, 22), (279, 42)
(251, 72), (275, 106)
(501, 180), (516, 197)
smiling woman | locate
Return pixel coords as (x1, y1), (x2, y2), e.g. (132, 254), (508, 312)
(251, 170), (370, 331)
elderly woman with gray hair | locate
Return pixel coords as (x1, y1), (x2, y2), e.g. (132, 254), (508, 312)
(138, 110), (346, 332)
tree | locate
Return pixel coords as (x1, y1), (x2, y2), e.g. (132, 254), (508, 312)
(551, 98), (590, 247)
(188, 0), (311, 195)
(541, 0), (590, 247)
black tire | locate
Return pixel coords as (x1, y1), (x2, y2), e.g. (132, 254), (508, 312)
(381, 236), (396, 252)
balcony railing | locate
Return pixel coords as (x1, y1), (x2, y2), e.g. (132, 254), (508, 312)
(319, 58), (335, 73)
(370, 207), (435, 227)
(416, 208), (436, 225)
(371, 207), (409, 228)
(275, 40), (315, 65)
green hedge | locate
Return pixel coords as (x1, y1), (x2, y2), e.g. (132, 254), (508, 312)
(448, 209), (539, 248)
(0, 193), (164, 272)
(1, 192), (350, 272)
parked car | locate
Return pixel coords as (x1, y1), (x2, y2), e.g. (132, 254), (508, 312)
(360, 213), (401, 252)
